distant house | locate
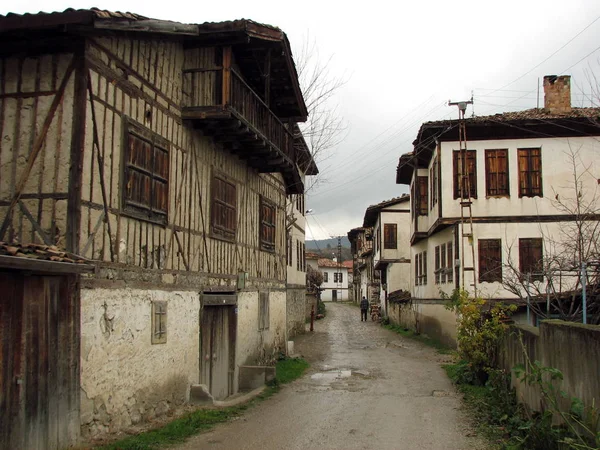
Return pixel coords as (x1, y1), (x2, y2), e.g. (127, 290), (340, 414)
(318, 258), (350, 301)
(396, 75), (600, 345)
(0, 8), (315, 442)
(362, 195), (411, 316)
(347, 227), (375, 303)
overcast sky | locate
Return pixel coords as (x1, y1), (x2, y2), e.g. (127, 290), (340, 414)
(4, 0), (600, 240)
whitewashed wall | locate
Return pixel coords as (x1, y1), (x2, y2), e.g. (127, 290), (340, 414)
(80, 288), (199, 437)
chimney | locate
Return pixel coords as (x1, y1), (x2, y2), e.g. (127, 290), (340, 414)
(543, 75), (571, 113)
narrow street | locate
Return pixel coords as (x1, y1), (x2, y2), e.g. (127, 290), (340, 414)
(177, 303), (486, 450)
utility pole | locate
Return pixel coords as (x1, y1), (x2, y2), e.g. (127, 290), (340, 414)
(448, 97), (477, 298)
(331, 235), (343, 301)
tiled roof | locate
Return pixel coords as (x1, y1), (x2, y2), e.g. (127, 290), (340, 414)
(363, 194), (410, 227)
(0, 7), (148, 21)
(317, 258), (347, 269)
(342, 260), (353, 269)
(0, 241), (88, 264)
(305, 251), (320, 260)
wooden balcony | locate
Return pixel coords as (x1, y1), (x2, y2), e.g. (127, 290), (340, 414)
(182, 66), (303, 194)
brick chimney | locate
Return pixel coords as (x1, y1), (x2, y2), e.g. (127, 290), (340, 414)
(543, 75), (571, 113)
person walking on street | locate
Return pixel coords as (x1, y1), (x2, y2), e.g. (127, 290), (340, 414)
(360, 296), (369, 322)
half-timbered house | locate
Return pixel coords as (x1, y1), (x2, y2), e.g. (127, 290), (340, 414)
(0, 8), (316, 439)
(396, 75), (600, 346)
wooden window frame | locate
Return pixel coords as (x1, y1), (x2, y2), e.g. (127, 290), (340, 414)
(519, 238), (544, 282)
(259, 197), (276, 252)
(417, 176), (428, 216)
(485, 149), (509, 197)
(422, 250), (427, 285)
(259, 292), (270, 330)
(440, 243), (447, 284)
(434, 245), (440, 284)
(415, 252), (419, 286)
(447, 242), (454, 284)
(122, 118), (170, 225)
(478, 239), (502, 283)
(518, 148), (543, 198)
(151, 301), (167, 344)
(453, 150), (477, 199)
(210, 172), (237, 242)
(383, 223), (397, 249)
(430, 159), (438, 209)
(323, 271), (328, 282)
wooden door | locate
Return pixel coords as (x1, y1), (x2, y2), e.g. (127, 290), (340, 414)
(332, 290), (337, 302)
(200, 306), (231, 400)
(0, 272), (79, 450)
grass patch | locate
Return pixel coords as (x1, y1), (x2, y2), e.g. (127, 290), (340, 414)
(383, 323), (451, 354)
(274, 357), (310, 384)
(96, 357), (309, 450)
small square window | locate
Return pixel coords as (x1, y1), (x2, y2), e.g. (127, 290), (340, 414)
(151, 301), (167, 344)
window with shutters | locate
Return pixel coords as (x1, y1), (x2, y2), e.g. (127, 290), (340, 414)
(260, 197), (276, 252)
(151, 301), (167, 344)
(415, 251), (427, 285)
(518, 148), (543, 197)
(519, 238), (543, 281)
(323, 271), (328, 282)
(415, 252), (419, 285)
(259, 292), (270, 330)
(123, 119), (170, 225)
(211, 174), (237, 241)
(453, 150), (477, 199)
(478, 239), (502, 283)
(440, 243), (447, 283)
(384, 223), (397, 249)
(287, 234), (293, 266)
(417, 176), (428, 215)
(296, 240), (300, 271)
(430, 159), (438, 209)
(435, 245), (441, 284)
(485, 149), (509, 197)
(447, 242), (454, 283)
(422, 250), (427, 285)
(301, 243), (306, 271)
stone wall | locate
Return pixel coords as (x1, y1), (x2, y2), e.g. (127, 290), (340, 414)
(286, 287), (306, 338)
(80, 287), (200, 437)
(499, 321), (600, 415)
(306, 293), (317, 319)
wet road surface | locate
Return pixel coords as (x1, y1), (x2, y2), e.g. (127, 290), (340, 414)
(176, 302), (486, 450)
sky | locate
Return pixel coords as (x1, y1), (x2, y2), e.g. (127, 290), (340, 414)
(3, 0), (600, 240)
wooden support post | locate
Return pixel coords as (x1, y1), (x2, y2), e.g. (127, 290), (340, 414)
(264, 49), (271, 108)
(222, 46), (232, 105)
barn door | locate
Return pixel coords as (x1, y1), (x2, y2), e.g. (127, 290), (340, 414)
(200, 306), (231, 400)
(0, 272), (79, 450)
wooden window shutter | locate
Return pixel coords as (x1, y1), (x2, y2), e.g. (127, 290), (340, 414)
(423, 251), (427, 285)
(453, 150), (477, 199)
(417, 176), (428, 215)
(260, 197), (276, 252)
(485, 149), (509, 197)
(415, 252), (419, 285)
(384, 224), (397, 249)
(478, 239), (502, 283)
(519, 238), (543, 281)
(435, 245), (440, 284)
(211, 175), (237, 240)
(447, 242), (454, 283)
(440, 243), (447, 283)
(518, 148), (542, 198)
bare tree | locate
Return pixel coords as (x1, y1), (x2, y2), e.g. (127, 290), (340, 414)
(501, 146), (600, 324)
(294, 37), (348, 191)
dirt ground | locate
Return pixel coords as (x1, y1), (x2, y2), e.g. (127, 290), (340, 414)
(175, 302), (488, 450)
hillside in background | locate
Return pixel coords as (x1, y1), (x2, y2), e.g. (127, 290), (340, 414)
(306, 237), (350, 250)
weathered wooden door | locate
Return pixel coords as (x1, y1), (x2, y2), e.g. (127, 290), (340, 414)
(200, 306), (231, 400)
(0, 272), (80, 450)
(332, 290), (337, 302)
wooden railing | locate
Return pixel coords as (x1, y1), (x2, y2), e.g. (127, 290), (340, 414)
(182, 68), (295, 163)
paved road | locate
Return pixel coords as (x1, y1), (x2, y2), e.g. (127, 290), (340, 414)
(177, 303), (487, 450)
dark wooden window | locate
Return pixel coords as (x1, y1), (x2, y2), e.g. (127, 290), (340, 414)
(519, 238), (543, 281)
(447, 242), (454, 283)
(333, 272), (343, 283)
(415, 252), (419, 285)
(417, 176), (428, 215)
(211, 175), (237, 241)
(260, 198), (276, 252)
(485, 149), (509, 197)
(435, 245), (441, 284)
(430, 159), (438, 209)
(518, 148), (543, 197)
(296, 240), (300, 271)
(323, 271), (328, 282)
(478, 239), (502, 283)
(423, 251), (427, 285)
(301, 243), (305, 271)
(384, 224), (397, 249)
(259, 292), (270, 330)
(123, 120), (170, 224)
(151, 301), (167, 344)
(440, 243), (447, 283)
(411, 181), (416, 219)
(287, 234), (293, 266)
(453, 150), (477, 199)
